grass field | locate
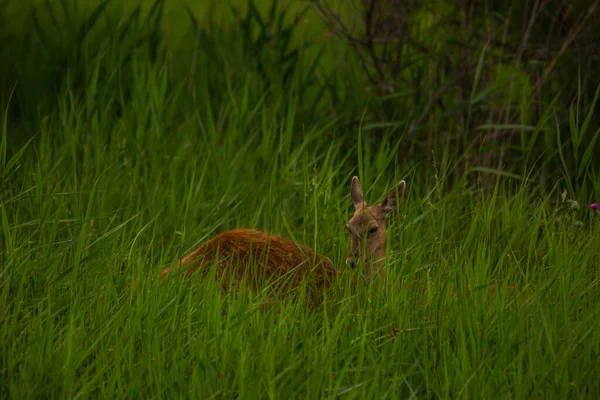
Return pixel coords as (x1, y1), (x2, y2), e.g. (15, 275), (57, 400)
(2, 1), (600, 399)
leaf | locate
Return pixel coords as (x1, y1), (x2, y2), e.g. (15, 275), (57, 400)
(118, 4), (142, 43)
(0, 203), (12, 260)
(1, 85), (15, 167)
(577, 128), (600, 180)
(470, 167), (523, 180)
(476, 124), (539, 131)
(3, 137), (35, 178)
(569, 103), (579, 156)
(579, 82), (600, 145)
(362, 122), (403, 131)
(59, 0), (73, 29)
(469, 42), (488, 105)
(555, 117), (573, 195)
(32, 8), (48, 47)
(183, 4), (199, 33)
(75, 0), (112, 45)
(45, 0), (62, 32)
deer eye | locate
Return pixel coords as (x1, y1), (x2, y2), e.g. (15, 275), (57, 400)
(368, 227), (378, 236)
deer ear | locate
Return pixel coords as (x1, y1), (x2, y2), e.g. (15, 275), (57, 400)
(381, 180), (406, 215)
(350, 176), (363, 208)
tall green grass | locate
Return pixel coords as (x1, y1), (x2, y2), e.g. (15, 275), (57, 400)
(2, 61), (600, 398)
(2, 1), (600, 399)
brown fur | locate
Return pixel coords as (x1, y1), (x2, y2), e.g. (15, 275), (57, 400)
(160, 229), (337, 300)
(346, 176), (406, 281)
(160, 176), (406, 299)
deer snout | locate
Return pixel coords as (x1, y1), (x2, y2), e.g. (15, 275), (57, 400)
(346, 254), (359, 268)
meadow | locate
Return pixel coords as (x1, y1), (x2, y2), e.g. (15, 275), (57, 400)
(1, 0), (600, 398)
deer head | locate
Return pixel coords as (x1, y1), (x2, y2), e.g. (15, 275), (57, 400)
(345, 176), (406, 280)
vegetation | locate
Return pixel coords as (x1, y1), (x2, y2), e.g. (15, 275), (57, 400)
(1, 0), (599, 398)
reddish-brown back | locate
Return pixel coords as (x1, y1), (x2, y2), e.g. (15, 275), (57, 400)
(160, 229), (337, 299)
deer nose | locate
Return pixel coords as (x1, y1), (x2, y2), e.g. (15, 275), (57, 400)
(346, 256), (357, 268)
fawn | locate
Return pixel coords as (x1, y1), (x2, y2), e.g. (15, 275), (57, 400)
(160, 176), (406, 297)
(345, 176), (406, 281)
(160, 228), (337, 299)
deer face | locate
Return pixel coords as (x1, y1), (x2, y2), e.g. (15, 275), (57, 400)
(345, 176), (406, 278)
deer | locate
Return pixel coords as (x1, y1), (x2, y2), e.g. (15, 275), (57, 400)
(159, 228), (337, 301)
(345, 176), (406, 282)
(159, 176), (406, 300)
